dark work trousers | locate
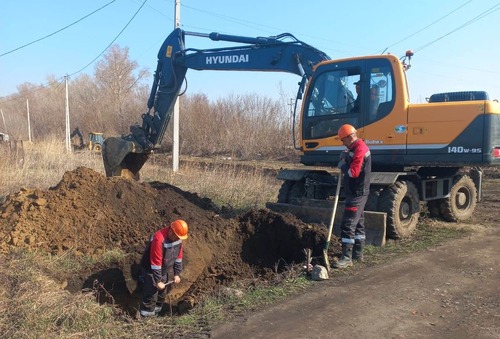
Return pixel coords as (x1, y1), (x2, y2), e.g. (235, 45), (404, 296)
(340, 195), (368, 247)
(141, 271), (172, 316)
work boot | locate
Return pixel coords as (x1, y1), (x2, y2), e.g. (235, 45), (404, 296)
(333, 244), (353, 269)
(140, 309), (157, 318)
(352, 241), (365, 261)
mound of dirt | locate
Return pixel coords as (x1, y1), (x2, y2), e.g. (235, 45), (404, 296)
(0, 167), (335, 315)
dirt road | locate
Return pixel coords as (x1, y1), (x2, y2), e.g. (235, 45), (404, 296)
(213, 223), (499, 338)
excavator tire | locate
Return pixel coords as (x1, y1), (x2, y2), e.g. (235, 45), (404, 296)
(378, 180), (420, 239)
(438, 175), (477, 222)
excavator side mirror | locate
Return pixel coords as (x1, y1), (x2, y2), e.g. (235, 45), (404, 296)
(402, 50), (414, 71)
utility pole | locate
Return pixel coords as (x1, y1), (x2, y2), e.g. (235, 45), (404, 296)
(288, 98), (294, 127)
(26, 98), (32, 143)
(65, 75), (72, 153)
(172, 0), (181, 172)
(0, 109), (7, 133)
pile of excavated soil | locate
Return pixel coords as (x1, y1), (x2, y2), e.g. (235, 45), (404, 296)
(0, 167), (335, 315)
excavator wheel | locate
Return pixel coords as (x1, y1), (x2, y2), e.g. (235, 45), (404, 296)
(93, 144), (102, 152)
(378, 180), (420, 239)
(438, 175), (477, 222)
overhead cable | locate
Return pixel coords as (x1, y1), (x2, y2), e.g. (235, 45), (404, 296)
(415, 3), (500, 52)
(68, 0), (148, 77)
(0, 0), (117, 57)
(378, 0), (473, 54)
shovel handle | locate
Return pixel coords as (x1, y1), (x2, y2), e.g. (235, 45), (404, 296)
(325, 172), (342, 247)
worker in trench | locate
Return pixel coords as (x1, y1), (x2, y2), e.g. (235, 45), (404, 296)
(334, 124), (372, 268)
(139, 219), (189, 317)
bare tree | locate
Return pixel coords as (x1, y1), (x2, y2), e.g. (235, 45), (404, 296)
(94, 44), (150, 132)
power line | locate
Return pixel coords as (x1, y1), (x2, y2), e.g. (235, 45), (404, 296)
(0, 0), (117, 58)
(68, 0), (149, 77)
(378, 0), (473, 54)
(0, 0), (148, 104)
(415, 3), (500, 53)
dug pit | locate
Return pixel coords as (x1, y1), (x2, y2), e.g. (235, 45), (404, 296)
(0, 167), (337, 316)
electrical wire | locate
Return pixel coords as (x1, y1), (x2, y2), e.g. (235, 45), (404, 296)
(0, 0), (148, 104)
(414, 3), (500, 53)
(378, 0), (473, 54)
(0, 0), (117, 58)
(68, 0), (149, 77)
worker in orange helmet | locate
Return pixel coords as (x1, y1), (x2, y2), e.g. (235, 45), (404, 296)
(139, 219), (189, 317)
(334, 124), (371, 269)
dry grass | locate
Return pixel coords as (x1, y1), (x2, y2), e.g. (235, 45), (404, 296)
(0, 249), (190, 338)
(0, 139), (476, 338)
(0, 139), (283, 211)
(143, 160), (280, 211)
(0, 140), (104, 200)
(0, 138), (294, 338)
(0, 250), (116, 338)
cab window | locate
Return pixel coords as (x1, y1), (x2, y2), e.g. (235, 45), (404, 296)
(367, 60), (395, 122)
(303, 68), (361, 139)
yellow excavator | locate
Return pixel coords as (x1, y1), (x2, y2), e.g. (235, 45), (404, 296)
(70, 128), (104, 152)
(102, 28), (500, 240)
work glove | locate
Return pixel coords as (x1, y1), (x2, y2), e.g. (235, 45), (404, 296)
(339, 150), (348, 161)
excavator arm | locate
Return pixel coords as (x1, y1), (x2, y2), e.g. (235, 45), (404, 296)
(102, 28), (330, 178)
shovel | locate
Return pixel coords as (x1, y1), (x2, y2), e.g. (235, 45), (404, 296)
(322, 172), (342, 269)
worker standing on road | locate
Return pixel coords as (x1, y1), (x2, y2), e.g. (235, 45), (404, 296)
(334, 124), (371, 269)
(139, 219), (189, 317)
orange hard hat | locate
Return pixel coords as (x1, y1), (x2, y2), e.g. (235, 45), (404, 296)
(338, 124), (357, 140)
(170, 219), (189, 240)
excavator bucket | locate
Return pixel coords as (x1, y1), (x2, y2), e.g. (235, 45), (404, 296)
(102, 136), (151, 180)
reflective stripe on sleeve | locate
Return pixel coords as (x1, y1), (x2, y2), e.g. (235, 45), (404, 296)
(163, 239), (182, 248)
(342, 238), (355, 244)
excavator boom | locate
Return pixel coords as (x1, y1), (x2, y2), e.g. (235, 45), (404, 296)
(102, 28), (329, 178)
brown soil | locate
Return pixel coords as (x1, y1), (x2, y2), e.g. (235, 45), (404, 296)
(213, 169), (500, 338)
(1, 166), (498, 337)
(0, 167), (334, 315)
